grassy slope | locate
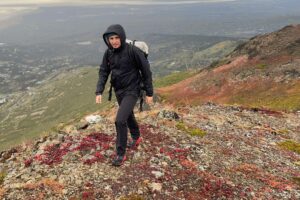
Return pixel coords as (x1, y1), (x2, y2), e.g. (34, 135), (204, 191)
(0, 66), (113, 151)
(154, 70), (198, 88)
(228, 80), (300, 111)
(157, 66), (300, 112)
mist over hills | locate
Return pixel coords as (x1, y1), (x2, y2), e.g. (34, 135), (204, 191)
(1, 0), (300, 44)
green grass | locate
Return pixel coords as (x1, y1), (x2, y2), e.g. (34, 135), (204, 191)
(228, 83), (300, 112)
(256, 63), (267, 70)
(154, 70), (197, 88)
(278, 140), (300, 154)
(176, 122), (207, 137)
(0, 67), (113, 151)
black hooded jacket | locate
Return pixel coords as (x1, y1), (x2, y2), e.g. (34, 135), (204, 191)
(95, 24), (153, 97)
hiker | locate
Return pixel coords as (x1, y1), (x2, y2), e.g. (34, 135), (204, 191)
(95, 24), (153, 166)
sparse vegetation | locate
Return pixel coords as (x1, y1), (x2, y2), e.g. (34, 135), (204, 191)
(120, 194), (144, 200)
(292, 177), (300, 187)
(176, 122), (207, 137)
(256, 63), (267, 69)
(278, 140), (300, 154)
(0, 171), (6, 185)
(229, 81), (300, 112)
(154, 71), (197, 88)
(208, 58), (231, 69)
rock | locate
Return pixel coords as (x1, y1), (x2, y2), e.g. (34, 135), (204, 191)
(10, 183), (24, 189)
(21, 174), (30, 181)
(161, 161), (168, 167)
(75, 179), (82, 185)
(57, 134), (65, 142)
(85, 115), (103, 124)
(62, 125), (78, 134)
(148, 182), (162, 193)
(50, 175), (58, 180)
(105, 185), (111, 190)
(63, 189), (68, 195)
(151, 171), (164, 179)
(157, 110), (180, 120)
(137, 189), (143, 195)
(75, 121), (89, 130)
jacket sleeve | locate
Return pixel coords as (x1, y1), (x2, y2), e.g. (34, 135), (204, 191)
(133, 47), (154, 97)
(95, 50), (111, 95)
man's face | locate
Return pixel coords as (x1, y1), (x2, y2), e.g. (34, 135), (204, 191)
(109, 35), (121, 49)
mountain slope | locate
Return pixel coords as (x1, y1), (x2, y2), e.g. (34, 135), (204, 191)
(0, 102), (299, 199)
(0, 67), (112, 151)
(157, 24), (300, 112)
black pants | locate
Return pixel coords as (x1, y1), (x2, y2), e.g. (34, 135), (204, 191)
(115, 93), (140, 156)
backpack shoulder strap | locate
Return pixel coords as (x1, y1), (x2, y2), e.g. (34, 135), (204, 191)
(105, 49), (114, 101)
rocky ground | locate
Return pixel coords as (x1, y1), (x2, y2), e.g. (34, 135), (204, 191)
(0, 102), (300, 199)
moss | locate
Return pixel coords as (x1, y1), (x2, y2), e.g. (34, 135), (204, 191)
(176, 122), (187, 131)
(189, 128), (207, 137)
(120, 194), (144, 200)
(256, 63), (267, 69)
(0, 171), (6, 185)
(277, 140), (300, 154)
(176, 122), (207, 137)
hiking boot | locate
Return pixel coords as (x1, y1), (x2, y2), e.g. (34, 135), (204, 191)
(112, 155), (126, 166)
(127, 137), (142, 149)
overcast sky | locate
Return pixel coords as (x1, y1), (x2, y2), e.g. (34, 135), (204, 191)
(0, 0), (238, 6)
(0, 0), (239, 22)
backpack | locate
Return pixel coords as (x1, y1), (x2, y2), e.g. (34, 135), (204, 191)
(107, 39), (150, 112)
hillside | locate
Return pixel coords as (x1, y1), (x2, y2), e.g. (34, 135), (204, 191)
(0, 67), (113, 151)
(147, 34), (240, 77)
(0, 102), (299, 199)
(157, 24), (300, 112)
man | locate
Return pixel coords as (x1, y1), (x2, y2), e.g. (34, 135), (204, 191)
(95, 24), (153, 166)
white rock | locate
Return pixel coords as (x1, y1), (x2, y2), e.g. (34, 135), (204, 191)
(149, 182), (162, 192)
(151, 171), (164, 179)
(85, 115), (102, 124)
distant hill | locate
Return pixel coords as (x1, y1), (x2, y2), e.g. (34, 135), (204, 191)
(0, 67), (112, 151)
(146, 34), (240, 77)
(157, 24), (300, 112)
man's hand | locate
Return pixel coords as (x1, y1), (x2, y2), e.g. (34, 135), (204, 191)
(96, 95), (102, 104)
(145, 96), (153, 104)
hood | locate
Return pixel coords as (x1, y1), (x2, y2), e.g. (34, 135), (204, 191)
(103, 24), (126, 49)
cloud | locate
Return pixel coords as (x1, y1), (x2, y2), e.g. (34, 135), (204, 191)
(0, 0), (237, 23)
(0, 0), (237, 6)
